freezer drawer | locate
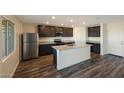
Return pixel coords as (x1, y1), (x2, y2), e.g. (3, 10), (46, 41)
(23, 42), (38, 60)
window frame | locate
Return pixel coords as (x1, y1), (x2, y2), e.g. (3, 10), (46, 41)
(1, 16), (16, 63)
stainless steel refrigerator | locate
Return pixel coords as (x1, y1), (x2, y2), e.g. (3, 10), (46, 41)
(22, 33), (39, 60)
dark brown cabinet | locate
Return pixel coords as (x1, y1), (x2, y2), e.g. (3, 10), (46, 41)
(56, 27), (65, 32)
(50, 26), (56, 37)
(38, 25), (56, 37)
(63, 28), (73, 37)
(86, 42), (100, 54)
(88, 26), (100, 37)
(88, 27), (94, 37)
(94, 26), (100, 37)
(38, 25), (73, 37)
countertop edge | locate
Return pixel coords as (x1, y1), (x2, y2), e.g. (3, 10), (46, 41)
(52, 44), (91, 51)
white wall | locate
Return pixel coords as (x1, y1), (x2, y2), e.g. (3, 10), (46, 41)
(23, 23), (36, 33)
(107, 22), (124, 57)
(0, 16), (23, 77)
(73, 26), (86, 44)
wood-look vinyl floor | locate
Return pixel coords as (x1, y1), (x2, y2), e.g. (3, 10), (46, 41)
(13, 53), (124, 78)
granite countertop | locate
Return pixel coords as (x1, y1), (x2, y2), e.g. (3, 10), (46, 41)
(39, 41), (55, 45)
(86, 40), (100, 44)
(52, 44), (91, 51)
(39, 40), (75, 45)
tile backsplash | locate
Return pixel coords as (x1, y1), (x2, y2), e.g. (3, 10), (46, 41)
(86, 37), (100, 43)
(39, 37), (74, 42)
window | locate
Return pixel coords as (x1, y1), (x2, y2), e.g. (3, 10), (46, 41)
(8, 21), (15, 54)
(2, 17), (15, 60)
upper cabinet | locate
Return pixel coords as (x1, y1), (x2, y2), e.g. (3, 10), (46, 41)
(56, 27), (65, 32)
(63, 28), (73, 37)
(38, 25), (73, 37)
(88, 26), (100, 37)
(38, 25), (56, 37)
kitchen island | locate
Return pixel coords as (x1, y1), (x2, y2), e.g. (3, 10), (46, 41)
(52, 44), (91, 70)
(39, 40), (75, 56)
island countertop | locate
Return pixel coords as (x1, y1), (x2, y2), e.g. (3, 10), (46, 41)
(39, 40), (75, 45)
(52, 44), (91, 51)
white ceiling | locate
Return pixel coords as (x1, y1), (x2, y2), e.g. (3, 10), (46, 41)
(17, 15), (124, 27)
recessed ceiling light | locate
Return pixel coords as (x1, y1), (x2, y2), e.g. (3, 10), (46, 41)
(52, 16), (55, 19)
(82, 22), (86, 25)
(72, 25), (74, 27)
(61, 24), (64, 26)
(70, 19), (73, 23)
(46, 21), (49, 24)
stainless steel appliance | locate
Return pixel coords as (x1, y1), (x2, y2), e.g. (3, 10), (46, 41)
(22, 33), (39, 60)
(55, 32), (63, 37)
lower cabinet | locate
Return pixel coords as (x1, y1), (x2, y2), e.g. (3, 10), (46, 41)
(92, 44), (100, 54)
(86, 42), (100, 54)
(39, 44), (53, 56)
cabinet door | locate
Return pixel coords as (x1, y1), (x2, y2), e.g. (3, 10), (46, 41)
(55, 27), (65, 37)
(88, 28), (91, 37)
(93, 44), (100, 54)
(62, 28), (67, 37)
(56, 27), (64, 32)
(86, 42), (100, 54)
(94, 26), (100, 37)
(88, 26), (100, 37)
(63, 28), (73, 37)
(88, 27), (94, 37)
(38, 25), (55, 37)
(48, 26), (56, 37)
(38, 25), (49, 37)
